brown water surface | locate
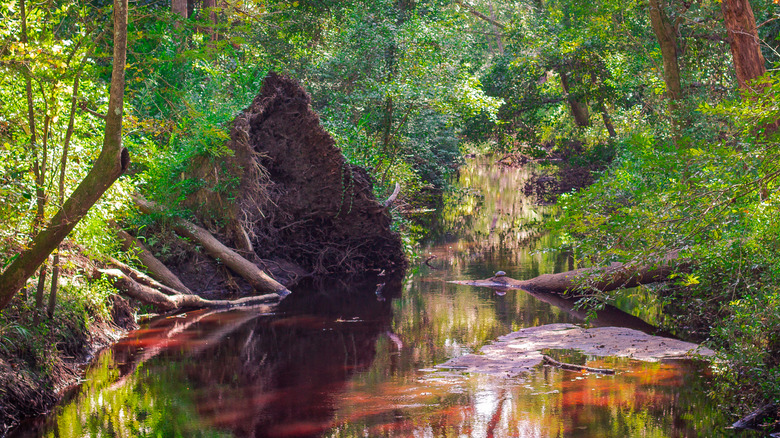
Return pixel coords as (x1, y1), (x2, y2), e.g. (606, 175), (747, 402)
(16, 156), (751, 437)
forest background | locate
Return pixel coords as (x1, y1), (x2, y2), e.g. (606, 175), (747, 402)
(1, 0), (780, 430)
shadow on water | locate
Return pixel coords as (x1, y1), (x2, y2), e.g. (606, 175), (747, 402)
(14, 276), (403, 438)
(15, 155), (761, 437)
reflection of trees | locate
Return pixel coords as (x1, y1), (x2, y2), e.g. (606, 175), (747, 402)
(36, 276), (401, 438)
(181, 276), (400, 437)
(423, 156), (570, 280)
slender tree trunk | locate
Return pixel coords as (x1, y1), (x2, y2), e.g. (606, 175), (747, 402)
(597, 101), (617, 137)
(0, 0), (130, 311)
(649, 0), (682, 101)
(488, 2), (504, 55)
(48, 71), (82, 317)
(559, 71), (590, 127)
(202, 0), (218, 39)
(721, 0), (766, 90)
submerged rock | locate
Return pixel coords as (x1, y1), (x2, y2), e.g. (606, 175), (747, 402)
(435, 323), (714, 377)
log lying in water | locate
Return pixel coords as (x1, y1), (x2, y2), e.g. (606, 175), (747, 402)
(452, 253), (682, 295)
(133, 194), (291, 297)
(99, 269), (281, 312)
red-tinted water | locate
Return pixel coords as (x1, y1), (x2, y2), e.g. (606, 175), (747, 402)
(16, 157), (752, 437)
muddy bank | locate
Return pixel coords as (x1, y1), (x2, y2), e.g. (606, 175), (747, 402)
(0, 296), (136, 435)
(504, 140), (614, 204)
(435, 323), (713, 377)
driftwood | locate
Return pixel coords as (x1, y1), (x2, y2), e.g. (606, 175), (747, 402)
(114, 225), (192, 294)
(542, 354), (615, 375)
(99, 269), (280, 312)
(732, 402), (778, 430)
(452, 253), (682, 295)
(133, 194), (291, 297)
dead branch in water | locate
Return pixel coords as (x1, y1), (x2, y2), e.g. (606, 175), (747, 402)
(113, 223), (193, 294)
(133, 194), (291, 296)
(99, 269), (281, 312)
(542, 355), (615, 375)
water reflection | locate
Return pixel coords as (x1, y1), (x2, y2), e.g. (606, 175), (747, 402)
(18, 155), (755, 437)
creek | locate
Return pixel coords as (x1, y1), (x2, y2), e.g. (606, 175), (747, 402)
(15, 156), (752, 437)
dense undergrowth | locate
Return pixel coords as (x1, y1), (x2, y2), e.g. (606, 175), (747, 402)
(2, 0), (780, 431)
(550, 81), (780, 419)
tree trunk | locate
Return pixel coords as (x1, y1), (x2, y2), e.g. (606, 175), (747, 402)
(0, 0), (130, 312)
(115, 227), (193, 294)
(133, 195), (291, 296)
(597, 101), (617, 137)
(202, 0), (218, 39)
(100, 269), (280, 312)
(721, 0), (766, 90)
(48, 69), (82, 318)
(649, 0), (682, 101)
(559, 71), (590, 127)
(451, 253), (682, 295)
(172, 0), (188, 18)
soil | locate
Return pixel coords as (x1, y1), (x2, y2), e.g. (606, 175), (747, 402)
(435, 323), (714, 377)
(517, 140), (614, 204)
(149, 72), (406, 296)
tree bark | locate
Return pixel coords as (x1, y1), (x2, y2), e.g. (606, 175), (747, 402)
(451, 253), (682, 295)
(133, 195), (291, 296)
(649, 0), (682, 101)
(172, 0), (188, 18)
(100, 269), (280, 312)
(559, 71), (590, 127)
(115, 227), (193, 294)
(0, 0), (130, 311)
(721, 0), (766, 91)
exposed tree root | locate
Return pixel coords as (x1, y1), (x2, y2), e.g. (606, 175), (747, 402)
(133, 194), (291, 296)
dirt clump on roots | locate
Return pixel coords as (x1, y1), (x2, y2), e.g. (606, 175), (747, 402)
(158, 72), (406, 294)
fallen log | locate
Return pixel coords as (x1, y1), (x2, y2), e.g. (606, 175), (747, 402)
(732, 402), (778, 430)
(113, 225), (192, 294)
(108, 258), (185, 297)
(451, 253), (682, 295)
(99, 269), (280, 312)
(132, 194), (291, 297)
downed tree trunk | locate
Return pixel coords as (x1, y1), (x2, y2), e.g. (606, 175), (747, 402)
(114, 226), (192, 294)
(100, 269), (280, 312)
(133, 194), (291, 297)
(108, 258), (188, 297)
(452, 253), (682, 295)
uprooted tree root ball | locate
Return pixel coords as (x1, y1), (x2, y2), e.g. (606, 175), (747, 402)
(150, 72), (407, 294)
